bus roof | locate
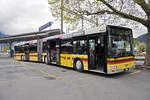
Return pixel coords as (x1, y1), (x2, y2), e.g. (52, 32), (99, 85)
(14, 40), (38, 46)
(14, 25), (132, 43)
(44, 27), (106, 41)
(84, 27), (106, 35)
(14, 41), (29, 46)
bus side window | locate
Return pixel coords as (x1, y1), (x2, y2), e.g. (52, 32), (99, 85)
(29, 44), (37, 53)
(98, 36), (104, 47)
(73, 40), (87, 54)
(14, 46), (24, 53)
(73, 41), (77, 53)
(61, 40), (73, 54)
(43, 42), (47, 52)
(80, 40), (87, 54)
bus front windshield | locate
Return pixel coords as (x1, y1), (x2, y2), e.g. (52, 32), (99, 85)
(108, 29), (133, 57)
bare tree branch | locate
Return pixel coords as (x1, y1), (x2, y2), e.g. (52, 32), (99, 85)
(95, 0), (149, 26)
(63, 7), (97, 24)
(133, 0), (150, 15)
(85, 10), (114, 15)
(119, 0), (124, 11)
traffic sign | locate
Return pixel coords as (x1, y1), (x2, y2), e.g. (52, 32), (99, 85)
(39, 21), (53, 32)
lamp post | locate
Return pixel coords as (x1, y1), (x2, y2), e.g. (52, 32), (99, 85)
(82, 15), (84, 30)
(61, 0), (63, 34)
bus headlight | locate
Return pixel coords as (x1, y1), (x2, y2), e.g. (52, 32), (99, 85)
(112, 66), (117, 69)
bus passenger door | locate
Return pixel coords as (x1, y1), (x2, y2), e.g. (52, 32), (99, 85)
(88, 39), (96, 69)
(25, 47), (29, 61)
(56, 41), (60, 64)
(37, 40), (43, 62)
(49, 40), (60, 64)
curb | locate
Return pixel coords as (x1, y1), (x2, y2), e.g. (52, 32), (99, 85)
(135, 65), (150, 70)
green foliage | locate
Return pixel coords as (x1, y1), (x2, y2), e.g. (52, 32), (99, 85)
(48, 0), (147, 32)
(133, 0), (142, 3)
(138, 42), (146, 52)
(133, 39), (146, 53)
(48, 0), (101, 31)
(133, 39), (139, 47)
(48, 0), (60, 5)
(133, 39), (146, 54)
(48, 0), (82, 30)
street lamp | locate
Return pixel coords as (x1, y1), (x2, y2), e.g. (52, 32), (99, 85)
(61, 0), (63, 34)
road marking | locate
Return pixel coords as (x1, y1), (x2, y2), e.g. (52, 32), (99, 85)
(130, 70), (141, 75)
(57, 77), (63, 80)
(40, 70), (57, 79)
(63, 76), (97, 83)
(0, 80), (8, 83)
(79, 85), (84, 88)
(19, 62), (36, 69)
(19, 62), (64, 80)
(23, 64), (36, 69)
(19, 61), (95, 83)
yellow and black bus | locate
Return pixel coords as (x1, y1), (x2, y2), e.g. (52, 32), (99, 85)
(14, 25), (135, 74)
(14, 40), (47, 62)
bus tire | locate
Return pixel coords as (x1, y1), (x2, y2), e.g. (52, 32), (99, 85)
(45, 56), (48, 64)
(74, 59), (83, 72)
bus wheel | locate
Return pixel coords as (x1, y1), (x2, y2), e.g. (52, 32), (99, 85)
(75, 59), (83, 72)
(45, 56), (48, 64)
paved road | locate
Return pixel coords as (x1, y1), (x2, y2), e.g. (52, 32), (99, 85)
(0, 57), (150, 100)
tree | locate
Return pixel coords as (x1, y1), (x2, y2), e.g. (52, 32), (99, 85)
(138, 42), (146, 53)
(83, 0), (150, 66)
(49, 0), (150, 66)
(49, 0), (106, 31)
(133, 39), (139, 47)
(48, 0), (85, 31)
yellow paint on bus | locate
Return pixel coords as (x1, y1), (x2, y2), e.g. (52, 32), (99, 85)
(60, 54), (88, 70)
(14, 53), (25, 60)
(29, 53), (38, 61)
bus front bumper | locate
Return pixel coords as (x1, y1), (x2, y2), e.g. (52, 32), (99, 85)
(107, 66), (135, 74)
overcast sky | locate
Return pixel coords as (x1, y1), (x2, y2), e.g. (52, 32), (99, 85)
(0, 0), (60, 35)
(0, 0), (148, 37)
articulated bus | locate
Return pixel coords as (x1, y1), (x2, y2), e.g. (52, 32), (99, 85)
(14, 25), (135, 74)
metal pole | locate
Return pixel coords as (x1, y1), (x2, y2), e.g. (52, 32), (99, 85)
(82, 15), (84, 30)
(9, 42), (13, 57)
(61, 0), (64, 34)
